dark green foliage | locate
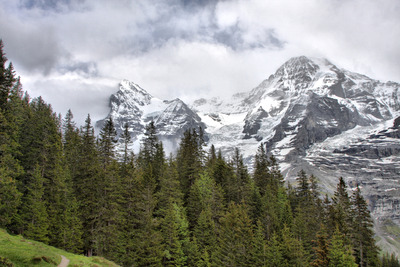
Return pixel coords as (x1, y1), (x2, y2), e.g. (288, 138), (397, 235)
(21, 165), (49, 243)
(381, 253), (400, 267)
(0, 173), (21, 228)
(251, 220), (268, 266)
(310, 227), (329, 267)
(0, 256), (14, 267)
(177, 129), (204, 200)
(214, 203), (255, 266)
(193, 207), (216, 261)
(266, 232), (284, 266)
(328, 228), (357, 267)
(121, 122), (132, 164)
(351, 185), (379, 266)
(98, 117), (117, 165)
(253, 143), (270, 195)
(131, 172), (163, 266)
(161, 203), (188, 266)
(186, 172), (225, 228)
(331, 177), (353, 239)
(280, 225), (307, 266)
(230, 148), (251, 204)
(75, 115), (101, 256)
(0, 38), (386, 267)
(138, 121), (165, 188)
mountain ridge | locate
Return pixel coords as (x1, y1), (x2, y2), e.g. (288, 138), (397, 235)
(96, 55), (400, 255)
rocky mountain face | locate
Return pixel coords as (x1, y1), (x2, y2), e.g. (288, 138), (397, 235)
(96, 79), (205, 151)
(97, 56), (400, 255)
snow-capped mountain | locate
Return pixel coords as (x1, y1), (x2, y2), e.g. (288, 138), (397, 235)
(96, 79), (205, 151)
(97, 56), (400, 255)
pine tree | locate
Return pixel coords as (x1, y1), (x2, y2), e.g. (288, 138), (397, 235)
(138, 121), (165, 186)
(328, 228), (357, 267)
(0, 40), (24, 232)
(21, 165), (49, 243)
(0, 166), (22, 228)
(247, 180), (263, 223)
(98, 117), (117, 166)
(266, 232), (284, 267)
(214, 203), (255, 266)
(193, 207), (217, 262)
(230, 147), (252, 204)
(118, 161), (140, 266)
(161, 203), (189, 267)
(206, 144), (217, 169)
(93, 160), (124, 261)
(156, 158), (183, 216)
(251, 220), (268, 266)
(76, 114), (101, 256)
(331, 177), (353, 241)
(138, 121), (158, 166)
(351, 185), (379, 267)
(177, 129), (204, 200)
(253, 143), (270, 196)
(62, 110), (81, 191)
(132, 171), (163, 266)
(381, 253), (400, 267)
(0, 40), (16, 111)
(310, 226), (330, 267)
(211, 151), (235, 204)
(280, 225), (307, 266)
(186, 172), (225, 228)
(292, 172), (323, 258)
(121, 122), (132, 164)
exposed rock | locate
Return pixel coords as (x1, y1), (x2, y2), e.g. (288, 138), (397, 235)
(98, 56), (400, 256)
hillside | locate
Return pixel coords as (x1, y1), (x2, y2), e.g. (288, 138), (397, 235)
(0, 229), (118, 267)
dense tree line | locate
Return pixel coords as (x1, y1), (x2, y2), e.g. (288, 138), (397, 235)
(0, 39), (399, 266)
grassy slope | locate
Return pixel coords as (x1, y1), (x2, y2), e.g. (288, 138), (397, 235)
(376, 220), (400, 258)
(0, 229), (119, 267)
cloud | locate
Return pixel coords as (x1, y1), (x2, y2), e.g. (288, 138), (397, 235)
(19, 0), (87, 13)
(0, 6), (67, 75)
(221, 0), (400, 81)
(0, 0), (399, 126)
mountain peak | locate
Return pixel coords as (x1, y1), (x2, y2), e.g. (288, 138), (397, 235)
(276, 56), (319, 76)
(118, 79), (152, 106)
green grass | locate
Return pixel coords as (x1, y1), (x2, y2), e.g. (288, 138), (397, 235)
(0, 229), (119, 266)
(383, 221), (400, 237)
(376, 220), (400, 258)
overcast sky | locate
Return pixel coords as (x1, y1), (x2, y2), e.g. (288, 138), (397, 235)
(1, 0), (399, 125)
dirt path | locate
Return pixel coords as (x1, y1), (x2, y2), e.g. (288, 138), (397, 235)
(58, 255), (69, 267)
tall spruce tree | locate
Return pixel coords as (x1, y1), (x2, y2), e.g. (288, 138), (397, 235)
(160, 203), (189, 266)
(131, 170), (163, 266)
(211, 151), (235, 204)
(328, 227), (357, 267)
(177, 129), (204, 200)
(253, 143), (270, 196)
(331, 177), (353, 241)
(193, 207), (217, 264)
(98, 117), (117, 166)
(21, 165), (49, 243)
(76, 115), (101, 256)
(230, 147), (251, 204)
(121, 122), (132, 165)
(351, 185), (379, 266)
(310, 226), (330, 267)
(214, 203), (255, 266)
(0, 40), (24, 232)
(138, 121), (165, 186)
(186, 172), (225, 228)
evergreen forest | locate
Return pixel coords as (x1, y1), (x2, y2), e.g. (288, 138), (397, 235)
(0, 39), (399, 266)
